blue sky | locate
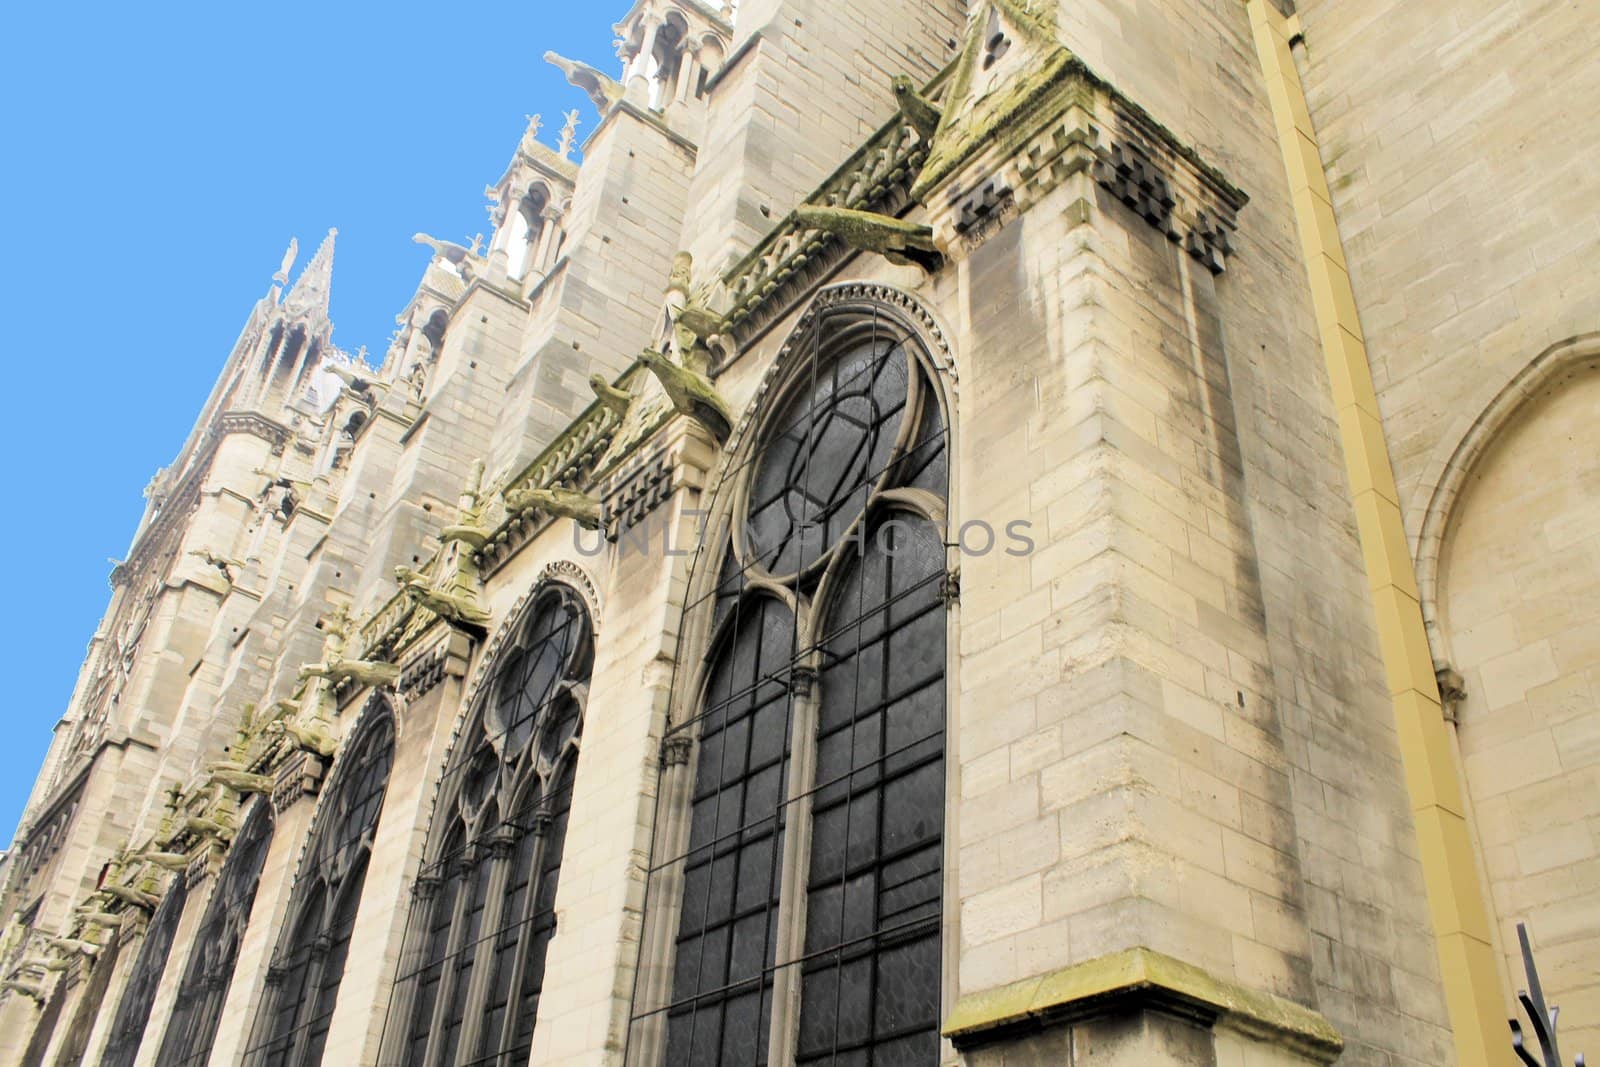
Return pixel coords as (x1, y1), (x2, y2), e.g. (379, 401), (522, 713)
(0, 4), (619, 844)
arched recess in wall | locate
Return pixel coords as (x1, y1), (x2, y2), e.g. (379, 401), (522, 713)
(1426, 332), (1600, 1047)
(626, 284), (957, 1066)
(99, 876), (189, 1067)
(154, 799), (275, 1066)
(378, 580), (594, 1066)
(1415, 331), (1600, 661)
(241, 698), (396, 1067)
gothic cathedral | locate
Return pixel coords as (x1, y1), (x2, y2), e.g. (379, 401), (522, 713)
(2, 1), (1595, 1065)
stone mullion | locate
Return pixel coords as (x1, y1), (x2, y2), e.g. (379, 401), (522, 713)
(492, 812), (552, 1061)
(766, 665), (818, 1067)
(287, 928), (334, 1067)
(376, 874), (443, 1064)
(454, 833), (518, 1062)
(420, 851), (479, 1067)
(627, 738), (695, 1065)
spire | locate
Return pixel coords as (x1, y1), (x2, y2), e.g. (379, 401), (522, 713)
(284, 228), (336, 317)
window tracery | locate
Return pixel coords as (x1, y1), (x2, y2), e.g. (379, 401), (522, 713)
(155, 801), (275, 1067)
(244, 704), (395, 1067)
(630, 296), (951, 1066)
(381, 583), (593, 1066)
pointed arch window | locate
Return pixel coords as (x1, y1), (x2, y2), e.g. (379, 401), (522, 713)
(630, 297), (951, 1066)
(381, 583), (592, 1066)
(101, 877), (189, 1067)
(244, 704), (395, 1067)
(156, 801), (275, 1066)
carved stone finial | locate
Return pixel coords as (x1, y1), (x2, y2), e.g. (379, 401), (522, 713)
(521, 113), (543, 153)
(792, 204), (943, 271)
(559, 109), (582, 158)
(274, 237), (299, 285)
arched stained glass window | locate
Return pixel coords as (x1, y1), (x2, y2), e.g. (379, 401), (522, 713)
(156, 801), (275, 1066)
(381, 583), (592, 1067)
(101, 877), (189, 1067)
(244, 703), (394, 1067)
(631, 294), (951, 1066)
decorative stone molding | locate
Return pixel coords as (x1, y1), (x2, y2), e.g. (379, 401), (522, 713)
(602, 450), (677, 542)
(943, 947), (1342, 1064)
(1413, 332), (1600, 661)
(537, 561), (603, 630)
(660, 735), (694, 768)
(269, 750), (326, 815)
(398, 639), (452, 702)
(923, 53), (1246, 270)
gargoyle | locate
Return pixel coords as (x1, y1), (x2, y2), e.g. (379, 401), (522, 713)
(590, 374), (634, 419)
(184, 811), (236, 845)
(75, 909), (122, 929)
(208, 761), (276, 796)
(638, 348), (734, 444)
(189, 548), (244, 582)
(394, 566), (492, 628)
(792, 204), (942, 271)
(545, 50), (625, 114)
(131, 848), (192, 872)
(263, 713), (339, 759)
(891, 75), (943, 142)
(503, 486), (604, 530)
(413, 233), (482, 277)
(39, 934), (100, 959)
(1, 978), (45, 1002)
(325, 361), (387, 395)
(299, 654), (400, 690)
(100, 882), (159, 911)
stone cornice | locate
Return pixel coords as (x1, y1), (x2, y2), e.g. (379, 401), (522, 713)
(943, 947), (1342, 1063)
(919, 51), (1248, 273)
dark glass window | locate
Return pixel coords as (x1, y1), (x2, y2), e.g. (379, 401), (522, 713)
(101, 877), (189, 1067)
(244, 705), (395, 1066)
(156, 802), (275, 1066)
(635, 299), (949, 1066)
(381, 585), (592, 1066)
(798, 518), (945, 1067)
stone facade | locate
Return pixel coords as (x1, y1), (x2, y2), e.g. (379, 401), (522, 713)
(0, 1), (1593, 1065)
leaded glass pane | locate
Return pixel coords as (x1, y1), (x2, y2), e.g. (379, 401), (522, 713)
(662, 596), (795, 1065)
(747, 338), (909, 576)
(798, 518), (945, 1067)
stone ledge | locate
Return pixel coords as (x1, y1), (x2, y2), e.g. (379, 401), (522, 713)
(942, 947), (1344, 1064)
